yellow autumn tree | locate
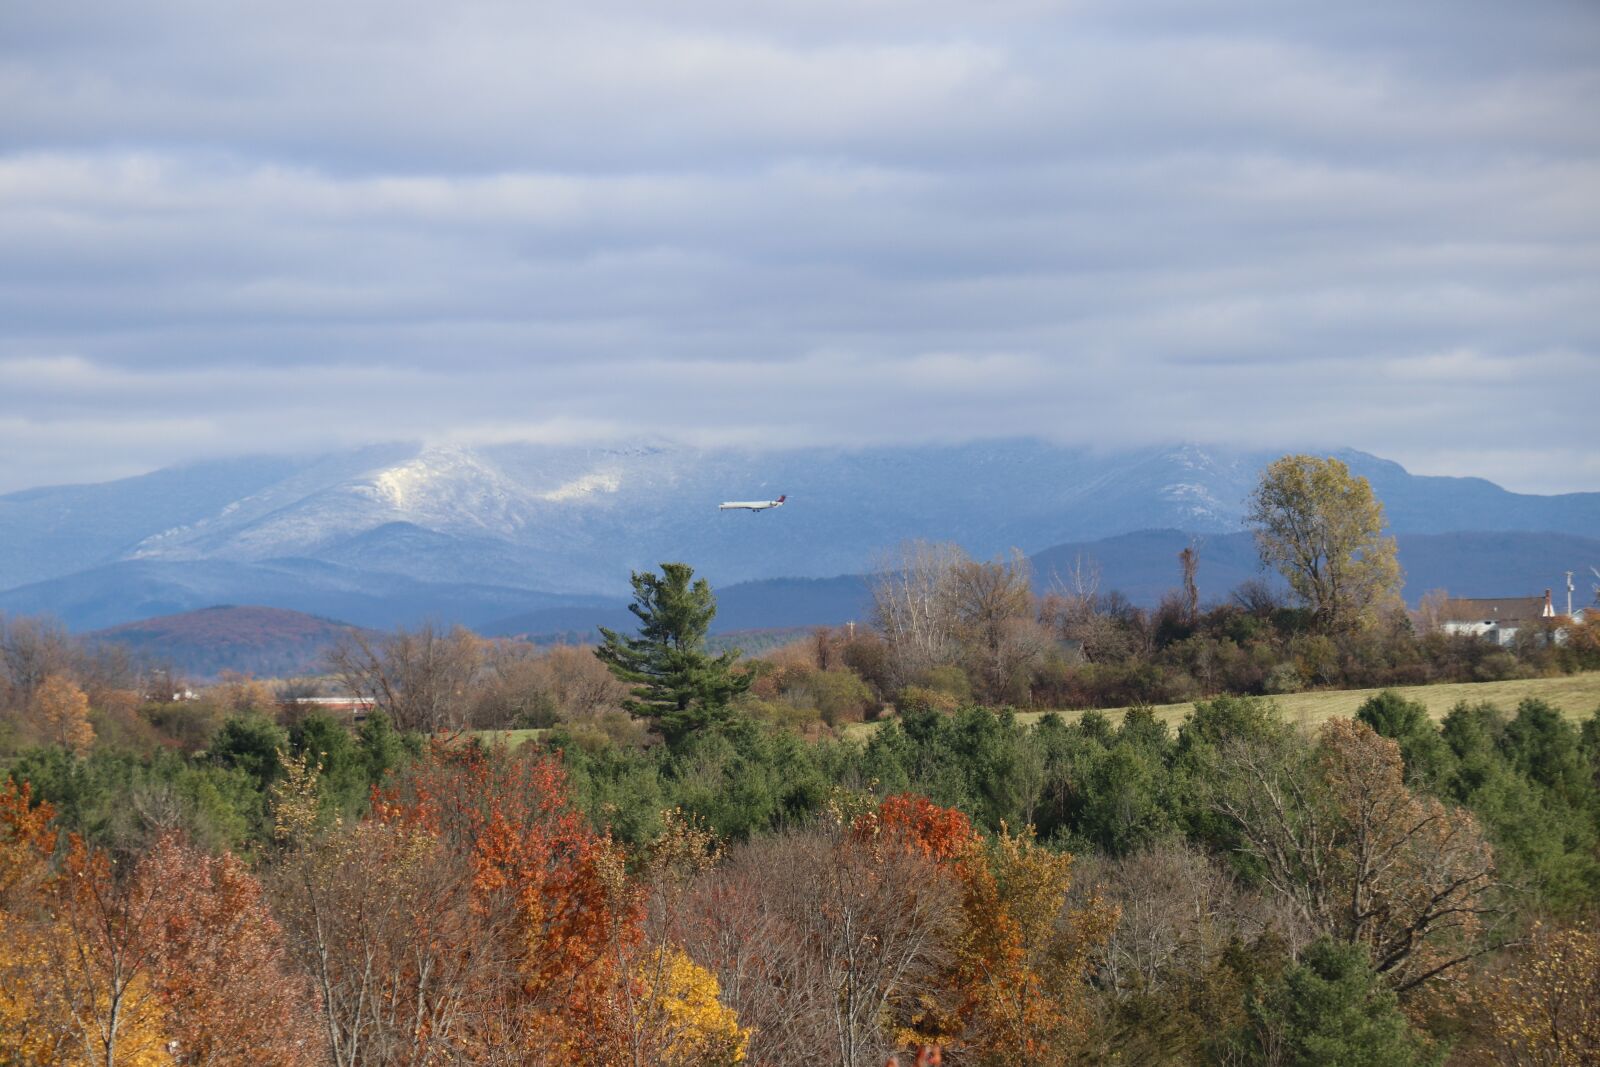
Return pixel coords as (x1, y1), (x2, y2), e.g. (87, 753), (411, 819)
(0, 780), (172, 1066)
(39, 840), (175, 1066)
(631, 945), (749, 1067)
(0, 780), (69, 1064)
(34, 674), (95, 755)
(1474, 920), (1600, 1065)
(952, 828), (1118, 1064)
(1247, 454), (1401, 632)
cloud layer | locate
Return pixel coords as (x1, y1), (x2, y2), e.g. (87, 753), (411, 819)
(2, 0), (1597, 492)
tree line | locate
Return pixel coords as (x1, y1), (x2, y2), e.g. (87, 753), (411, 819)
(5, 677), (1597, 1063)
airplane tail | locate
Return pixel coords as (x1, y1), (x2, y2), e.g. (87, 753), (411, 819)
(777, 495), (786, 504)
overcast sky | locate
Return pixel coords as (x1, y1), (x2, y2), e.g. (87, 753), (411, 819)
(2, 0), (1597, 494)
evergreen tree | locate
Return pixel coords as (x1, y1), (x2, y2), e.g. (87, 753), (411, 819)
(595, 563), (751, 745)
(1356, 690), (1453, 785)
(1241, 938), (1441, 1066)
(210, 713), (289, 790)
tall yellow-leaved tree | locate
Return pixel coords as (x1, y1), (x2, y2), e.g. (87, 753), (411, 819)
(34, 674), (95, 754)
(1247, 454), (1401, 632)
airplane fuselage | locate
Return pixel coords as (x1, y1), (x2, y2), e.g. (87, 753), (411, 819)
(719, 496), (785, 511)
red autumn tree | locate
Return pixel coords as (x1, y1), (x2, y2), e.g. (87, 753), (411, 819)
(3, 781), (317, 1066)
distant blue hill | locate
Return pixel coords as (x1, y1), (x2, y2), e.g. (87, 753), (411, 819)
(1032, 529), (1600, 608)
(63, 529), (1600, 673)
(0, 557), (619, 632)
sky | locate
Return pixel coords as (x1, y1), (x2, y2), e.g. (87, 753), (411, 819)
(1, 0), (1597, 495)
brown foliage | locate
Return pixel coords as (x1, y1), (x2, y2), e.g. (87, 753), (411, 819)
(1211, 717), (1502, 993)
(472, 641), (630, 728)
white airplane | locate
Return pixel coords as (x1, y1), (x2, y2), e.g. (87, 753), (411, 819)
(719, 494), (786, 512)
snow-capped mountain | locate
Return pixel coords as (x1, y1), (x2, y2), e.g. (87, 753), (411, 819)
(3, 439), (1597, 631)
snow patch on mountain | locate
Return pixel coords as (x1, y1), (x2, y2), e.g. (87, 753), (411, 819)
(539, 470), (622, 502)
(350, 446), (538, 535)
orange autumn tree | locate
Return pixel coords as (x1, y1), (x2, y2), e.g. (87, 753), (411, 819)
(384, 742), (637, 1057)
(1, 781), (316, 1067)
(319, 740), (647, 1065)
(860, 794), (1116, 1065)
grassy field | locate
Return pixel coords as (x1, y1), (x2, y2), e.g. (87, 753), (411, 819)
(468, 675), (1600, 748)
(844, 672), (1600, 740)
(471, 728), (548, 750)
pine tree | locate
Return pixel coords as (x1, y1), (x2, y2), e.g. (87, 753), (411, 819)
(595, 563), (751, 744)
(1241, 938), (1441, 1066)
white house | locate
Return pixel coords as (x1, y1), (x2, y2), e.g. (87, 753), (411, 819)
(1437, 591), (1556, 646)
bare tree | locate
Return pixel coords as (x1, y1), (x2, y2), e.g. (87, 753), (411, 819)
(471, 642), (629, 728)
(1208, 718), (1502, 993)
(870, 541), (967, 690)
(1076, 842), (1310, 1001)
(679, 826), (961, 1067)
(1179, 546), (1200, 625)
(1232, 578), (1284, 617)
(272, 819), (497, 1066)
(1413, 588), (1451, 634)
(872, 543), (1053, 704)
(0, 612), (78, 711)
(949, 550), (1049, 705)
(1041, 577), (1152, 666)
(328, 624), (485, 733)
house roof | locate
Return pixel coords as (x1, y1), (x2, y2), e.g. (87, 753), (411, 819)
(1438, 596), (1550, 625)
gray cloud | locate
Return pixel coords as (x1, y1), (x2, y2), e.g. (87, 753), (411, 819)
(1, 0), (1597, 493)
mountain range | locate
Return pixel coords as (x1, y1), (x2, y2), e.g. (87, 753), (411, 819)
(4, 440), (1597, 636)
